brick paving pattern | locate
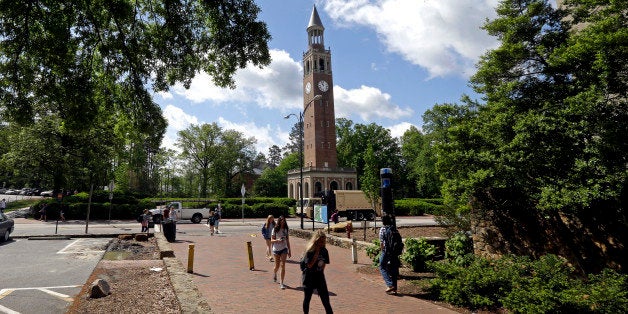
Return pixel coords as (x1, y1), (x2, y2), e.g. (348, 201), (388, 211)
(168, 221), (456, 314)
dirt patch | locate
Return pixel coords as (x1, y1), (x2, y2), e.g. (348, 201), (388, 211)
(68, 236), (181, 314)
(328, 225), (449, 244)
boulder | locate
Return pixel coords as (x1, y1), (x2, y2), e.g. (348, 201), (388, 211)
(328, 222), (349, 232)
(89, 279), (111, 298)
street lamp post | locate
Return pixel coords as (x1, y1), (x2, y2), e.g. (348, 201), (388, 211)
(285, 94), (322, 229)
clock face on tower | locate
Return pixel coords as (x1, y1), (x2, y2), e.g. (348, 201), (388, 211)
(317, 80), (329, 92)
(305, 82), (312, 94)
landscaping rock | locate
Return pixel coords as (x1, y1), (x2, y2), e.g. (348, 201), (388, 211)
(89, 279), (111, 298)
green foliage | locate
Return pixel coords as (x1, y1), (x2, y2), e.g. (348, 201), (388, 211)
(4, 199), (40, 211)
(585, 269), (628, 314)
(394, 199), (446, 216)
(429, 255), (526, 309)
(401, 237), (436, 272)
(365, 240), (382, 266)
(253, 153), (299, 197)
(444, 232), (473, 265)
(400, 125), (442, 198)
(335, 119), (402, 195)
(429, 254), (628, 313)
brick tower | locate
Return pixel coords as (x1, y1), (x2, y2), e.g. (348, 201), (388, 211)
(287, 6), (357, 203)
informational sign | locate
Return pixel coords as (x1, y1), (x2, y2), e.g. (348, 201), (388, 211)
(313, 205), (328, 223)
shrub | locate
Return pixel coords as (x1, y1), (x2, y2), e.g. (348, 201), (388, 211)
(501, 255), (585, 313)
(444, 232), (473, 265)
(429, 255), (523, 309)
(365, 239), (381, 266)
(585, 269), (628, 313)
(394, 199), (446, 216)
(401, 237), (436, 272)
(428, 254), (628, 313)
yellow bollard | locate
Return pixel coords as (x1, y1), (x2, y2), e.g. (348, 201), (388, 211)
(187, 244), (195, 273)
(246, 241), (255, 270)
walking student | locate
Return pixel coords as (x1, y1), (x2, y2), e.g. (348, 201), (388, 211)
(261, 215), (276, 262)
(208, 210), (219, 235)
(0, 198), (6, 213)
(141, 209), (150, 232)
(271, 216), (291, 289)
(214, 203), (222, 234)
(379, 215), (400, 294)
(301, 230), (333, 314)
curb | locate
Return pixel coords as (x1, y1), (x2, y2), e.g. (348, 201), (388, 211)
(154, 232), (213, 314)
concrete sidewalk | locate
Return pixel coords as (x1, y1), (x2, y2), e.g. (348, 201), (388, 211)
(165, 222), (457, 314)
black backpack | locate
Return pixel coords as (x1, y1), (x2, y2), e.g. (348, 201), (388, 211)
(136, 215), (143, 223)
(384, 227), (404, 257)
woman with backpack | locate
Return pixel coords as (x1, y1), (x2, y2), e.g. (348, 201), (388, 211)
(301, 230), (333, 314)
(261, 215), (276, 262)
(379, 215), (402, 294)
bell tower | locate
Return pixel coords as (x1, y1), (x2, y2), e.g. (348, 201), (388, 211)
(302, 5), (337, 169)
(287, 6), (357, 205)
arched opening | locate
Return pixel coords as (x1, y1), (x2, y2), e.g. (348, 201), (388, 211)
(330, 181), (338, 191)
(289, 183), (294, 198)
(315, 182), (322, 195)
(345, 182), (353, 190)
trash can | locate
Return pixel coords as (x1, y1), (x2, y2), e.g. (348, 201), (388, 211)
(162, 220), (176, 242)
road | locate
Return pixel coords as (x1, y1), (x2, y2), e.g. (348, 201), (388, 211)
(0, 237), (110, 314)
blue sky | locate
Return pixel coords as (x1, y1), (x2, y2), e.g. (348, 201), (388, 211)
(155, 0), (548, 155)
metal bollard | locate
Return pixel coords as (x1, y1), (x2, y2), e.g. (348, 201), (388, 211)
(246, 241), (255, 270)
(351, 238), (358, 264)
(187, 244), (195, 273)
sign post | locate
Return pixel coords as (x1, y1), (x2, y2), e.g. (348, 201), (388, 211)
(241, 184), (246, 223)
(108, 180), (113, 224)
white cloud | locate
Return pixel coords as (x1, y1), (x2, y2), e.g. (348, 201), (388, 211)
(171, 49), (303, 111)
(163, 105), (199, 130)
(157, 91), (173, 99)
(217, 117), (284, 156)
(334, 85), (413, 121)
(323, 0), (499, 78)
(387, 121), (417, 138)
(161, 105), (200, 151)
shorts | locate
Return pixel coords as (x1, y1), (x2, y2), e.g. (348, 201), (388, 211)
(273, 248), (288, 255)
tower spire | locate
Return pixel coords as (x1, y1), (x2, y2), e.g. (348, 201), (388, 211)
(307, 5), (325, 47)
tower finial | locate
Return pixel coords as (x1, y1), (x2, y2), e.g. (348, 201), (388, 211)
(308, 5), (324, 29)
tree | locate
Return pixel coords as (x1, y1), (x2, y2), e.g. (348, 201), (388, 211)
(437, 0), (627, 272)
(253, 152), (299, 197)
(267, 145), (282, 168)
(361, 144), (381, 209)
(0, 0), (271, 194)
(336, 119), (401, 193)
(176, 123), (221, 198)
(400, 126), (441, 198)
(282, 121), (301, 157)
(212, 129), (257, 197)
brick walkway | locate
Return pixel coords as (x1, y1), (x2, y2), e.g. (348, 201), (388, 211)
(167, 221), (457, 314)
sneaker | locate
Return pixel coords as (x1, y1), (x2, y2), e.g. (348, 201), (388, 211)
(273, 273), (277, 282)
(280, 283), (286, 290)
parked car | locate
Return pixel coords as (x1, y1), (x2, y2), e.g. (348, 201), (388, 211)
(26, 188), (42, 196)
(0, 212), (14, 242)
(40, 190), (54, 197)
(4, 189), (18, 195)
(0, 188), (6, 194)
